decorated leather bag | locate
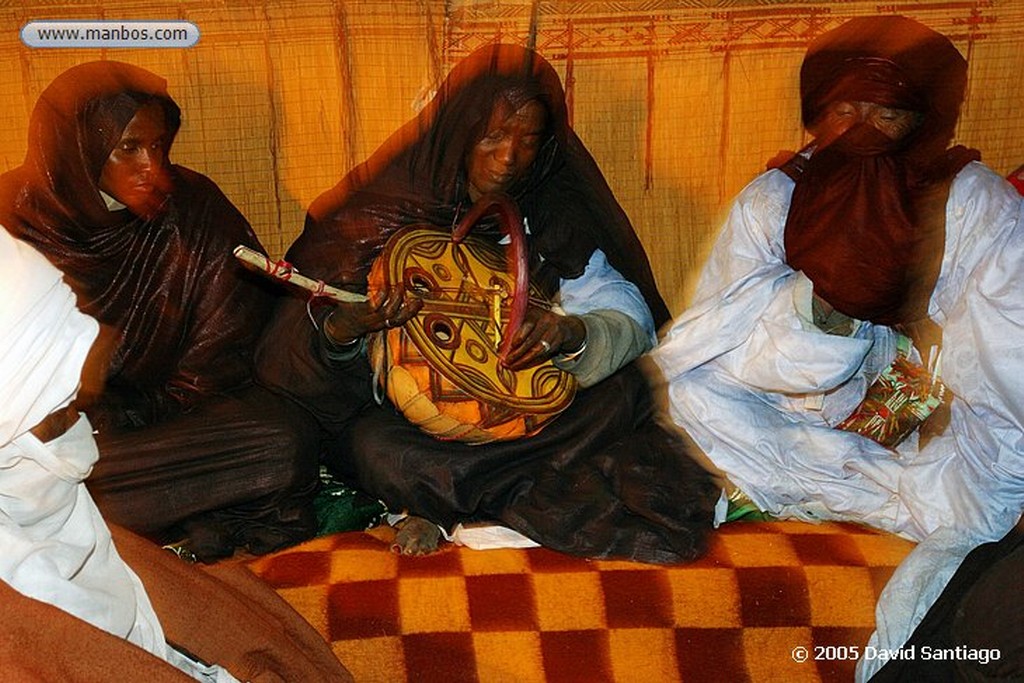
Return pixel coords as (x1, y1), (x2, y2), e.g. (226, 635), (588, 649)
(365, 194), (576, 444)
(233, 194), (577, 445)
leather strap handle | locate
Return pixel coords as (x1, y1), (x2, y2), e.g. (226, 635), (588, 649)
(451, 193), (528, 357)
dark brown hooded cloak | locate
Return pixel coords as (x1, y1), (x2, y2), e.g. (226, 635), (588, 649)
(257, 45), (716, 564)
(0, 61), (319, 560)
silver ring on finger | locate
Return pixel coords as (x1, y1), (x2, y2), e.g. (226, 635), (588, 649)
(539, 340), (552, 353)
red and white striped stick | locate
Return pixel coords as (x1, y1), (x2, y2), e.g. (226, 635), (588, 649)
(233, 245), (367, 303)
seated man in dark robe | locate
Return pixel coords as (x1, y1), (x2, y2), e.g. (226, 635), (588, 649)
(0, 61), (321, 561)
(257, 44), (719, 562)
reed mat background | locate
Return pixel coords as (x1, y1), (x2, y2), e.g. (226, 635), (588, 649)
(3, 1), (1022, 313)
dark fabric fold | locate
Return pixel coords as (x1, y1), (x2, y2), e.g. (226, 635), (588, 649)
(330, 364), (717, 564)
(870, 520), (1024, 682)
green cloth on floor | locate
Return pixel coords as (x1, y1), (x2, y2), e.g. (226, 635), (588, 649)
(725, 489), (775, 523)
(313, 467), (387, 535)
(725, 500), (775, 523)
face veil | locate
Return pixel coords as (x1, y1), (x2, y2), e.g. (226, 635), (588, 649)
(783, 16), (980, 326)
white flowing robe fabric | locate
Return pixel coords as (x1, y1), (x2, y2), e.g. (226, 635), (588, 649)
(651, 162), (1024, 673)
(653, 161), (1023, 540)
(553, 247), (656, 387)
(0, 229), (169, 660)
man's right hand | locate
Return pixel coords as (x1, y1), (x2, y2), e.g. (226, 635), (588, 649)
(323, 285), (422, 344)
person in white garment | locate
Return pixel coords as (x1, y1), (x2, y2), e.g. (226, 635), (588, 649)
(0, 227), (352, 681)
(649, 15), (1023, 679)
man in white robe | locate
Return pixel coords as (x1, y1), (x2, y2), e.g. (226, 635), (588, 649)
(0, 227), (181, 669)
(650, 16), (1023, 680)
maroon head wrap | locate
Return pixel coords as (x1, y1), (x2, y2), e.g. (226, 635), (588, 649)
(0, 61), (271, 415)
(291, 43), (670, 327)
(19, 61), (181, 231)
(783, 16), (980, 326)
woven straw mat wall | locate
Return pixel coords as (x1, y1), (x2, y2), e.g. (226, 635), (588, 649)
(3, 1), (1023, 315)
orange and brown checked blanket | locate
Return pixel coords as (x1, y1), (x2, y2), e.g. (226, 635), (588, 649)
(247, 521), (914, 683)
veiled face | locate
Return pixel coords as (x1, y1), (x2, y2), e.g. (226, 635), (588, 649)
(466, 99), (547, 201)
(98, 101), (170, 216)
(813, 100), (919, 148)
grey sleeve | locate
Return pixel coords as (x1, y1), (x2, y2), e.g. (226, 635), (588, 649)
(552, 309), (652, 388)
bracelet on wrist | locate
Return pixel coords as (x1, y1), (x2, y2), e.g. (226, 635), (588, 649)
(323, 309), (361, 347)
(330, 334), (362, 348)
(559, 337), (587, 362)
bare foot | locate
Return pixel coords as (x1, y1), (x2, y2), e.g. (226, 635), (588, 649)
(392, 516), (443, 555)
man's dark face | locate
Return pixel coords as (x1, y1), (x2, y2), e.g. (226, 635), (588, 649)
(98, 101), (171, 217)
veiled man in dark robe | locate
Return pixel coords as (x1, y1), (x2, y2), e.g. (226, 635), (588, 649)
(257, 44), (719, 563)
(0, 61), (321, 561)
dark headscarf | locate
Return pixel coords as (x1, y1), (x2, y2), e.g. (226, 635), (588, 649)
(291, 43), (670, 327)
(16, 61), (182, 231)
(0, 61), (270, 422)
(782, 16), (980, 326)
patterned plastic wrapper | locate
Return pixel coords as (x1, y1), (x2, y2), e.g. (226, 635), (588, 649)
(837, 350), (946, 448)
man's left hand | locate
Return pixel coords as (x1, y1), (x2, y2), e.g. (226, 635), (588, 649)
(501, 307), (586, 370)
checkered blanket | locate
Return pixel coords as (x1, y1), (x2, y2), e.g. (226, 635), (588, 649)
(246, 521), (914, 682)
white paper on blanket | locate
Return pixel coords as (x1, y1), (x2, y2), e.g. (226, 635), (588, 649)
(449, 523), (541, 550)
